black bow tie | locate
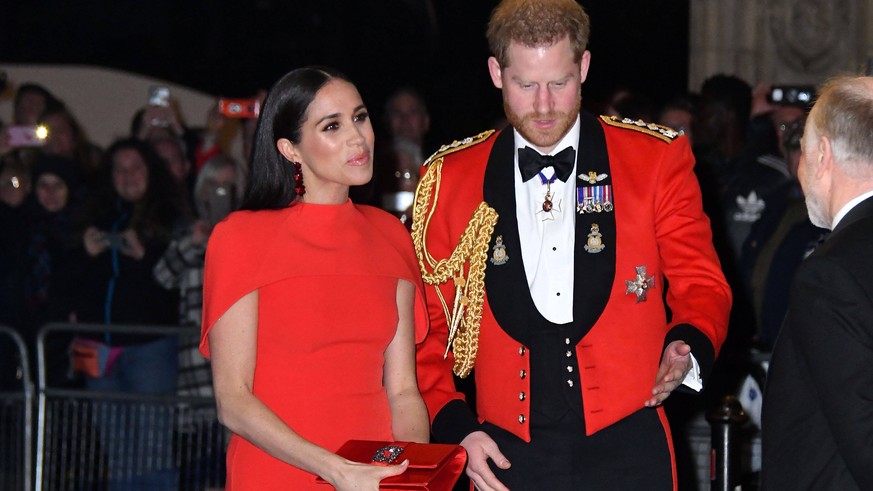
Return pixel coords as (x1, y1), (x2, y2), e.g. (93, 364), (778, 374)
(518, 146), (576, 182)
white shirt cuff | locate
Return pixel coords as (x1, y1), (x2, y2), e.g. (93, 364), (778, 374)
(681, 353), (702, 392)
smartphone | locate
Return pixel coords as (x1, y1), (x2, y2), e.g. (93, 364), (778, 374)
(206, 185), (235, 226)
(7, 125), (48, 147)
(218, 98), (260, 118)
(105, 232), (125, 249)
(148, 86), (171, 107)
(768, 85), (815, 107)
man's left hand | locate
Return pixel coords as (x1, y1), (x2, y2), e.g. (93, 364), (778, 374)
(645, 340), (692, 407)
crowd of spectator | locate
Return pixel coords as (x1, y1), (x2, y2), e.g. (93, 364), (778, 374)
(0, 82), (245, 390)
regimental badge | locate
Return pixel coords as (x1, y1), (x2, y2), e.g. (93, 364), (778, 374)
(579, 171), (608, 184)
(584, 223), (605, 253)
(625, 265), (655, 303)
(490, 235), (509, 265)
(576, 185), (614, 214)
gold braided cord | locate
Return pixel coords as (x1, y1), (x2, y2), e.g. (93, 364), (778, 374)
(450, 211), (494, 377)
(411, 157), (498, 378)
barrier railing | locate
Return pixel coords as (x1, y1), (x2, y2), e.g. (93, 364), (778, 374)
(35, 323), (227, 491)
(0, 325), (33, 491)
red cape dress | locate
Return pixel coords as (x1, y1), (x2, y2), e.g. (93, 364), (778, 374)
(200, 200), (429, 490)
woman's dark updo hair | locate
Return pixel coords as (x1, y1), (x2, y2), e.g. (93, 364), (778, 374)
(241, 66), (353, 210)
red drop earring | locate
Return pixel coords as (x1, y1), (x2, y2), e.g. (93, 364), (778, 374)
(292, 161), (305, 197)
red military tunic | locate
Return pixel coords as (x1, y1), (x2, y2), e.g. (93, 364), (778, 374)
(413, 114), (730, 450)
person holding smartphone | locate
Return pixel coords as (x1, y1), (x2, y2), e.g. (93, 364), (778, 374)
(68, 138), (188, 489)
(153, 154), (244, 328)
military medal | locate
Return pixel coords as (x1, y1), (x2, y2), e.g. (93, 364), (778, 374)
(576, 184), (613, 214)
(543, 189), (553, 212)
(584, 223), (605, 253)
(490, 235), (509, 265)
(537, 171), (562, 221)
(625, 265), (655, 303)
(538, 171), (556, 212)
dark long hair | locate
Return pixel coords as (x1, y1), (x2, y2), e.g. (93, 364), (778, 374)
(86, 138), (187, 242)
(240, 66), (352, 210)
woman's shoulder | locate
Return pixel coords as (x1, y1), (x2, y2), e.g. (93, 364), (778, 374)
(219, 207), (290, 231)
(208, 208), (289, 252)
(355, 204), (410, 237)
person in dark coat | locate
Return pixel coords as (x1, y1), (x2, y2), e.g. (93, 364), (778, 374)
(762, 75), (873, 490)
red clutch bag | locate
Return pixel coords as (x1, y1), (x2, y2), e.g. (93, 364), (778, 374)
(315, 440), (467, 490)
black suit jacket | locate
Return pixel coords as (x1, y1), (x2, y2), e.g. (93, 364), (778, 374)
(762, 195), (873, 490)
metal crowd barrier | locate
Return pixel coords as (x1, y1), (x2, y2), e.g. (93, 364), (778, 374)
(0, 325), (33, 491)
(36, 323), (228, 491)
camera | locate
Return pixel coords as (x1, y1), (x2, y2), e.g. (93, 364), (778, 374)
(7, 125), (49, 147)
(148, 86), (171, 107)
(767, 85), (815, 107)
(218, 98), (260, 118)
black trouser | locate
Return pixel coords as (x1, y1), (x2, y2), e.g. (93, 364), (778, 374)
(484, 408), (673, 490)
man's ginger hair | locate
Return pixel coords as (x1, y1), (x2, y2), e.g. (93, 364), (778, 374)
(487, 0), (590, 67)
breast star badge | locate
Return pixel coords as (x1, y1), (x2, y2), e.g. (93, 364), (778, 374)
(625, 265), (655, 303)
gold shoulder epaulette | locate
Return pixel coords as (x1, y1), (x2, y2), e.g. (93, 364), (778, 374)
(423, 130), (496, 167)
(599, 115), (681, 144)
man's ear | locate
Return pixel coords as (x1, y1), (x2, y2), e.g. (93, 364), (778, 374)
(579, 50), (591, 84)
(277, 138), (300, 163)
(817, 136), (834, 179)
(488, 57), (504, 89)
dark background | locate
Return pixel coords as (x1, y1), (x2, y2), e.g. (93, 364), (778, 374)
(1, 0), (690, 143)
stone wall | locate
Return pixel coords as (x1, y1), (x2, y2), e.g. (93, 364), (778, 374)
(689, 0), (873, 91)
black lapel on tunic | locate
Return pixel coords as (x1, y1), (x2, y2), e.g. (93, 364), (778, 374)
(483, 128), (534, 346)
(571, 112), (617, 341)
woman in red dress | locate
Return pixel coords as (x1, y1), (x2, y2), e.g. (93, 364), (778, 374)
(201, 66), (430, 490)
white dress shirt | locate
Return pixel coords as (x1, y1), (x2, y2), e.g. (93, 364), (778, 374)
(514, 118), (580, 324)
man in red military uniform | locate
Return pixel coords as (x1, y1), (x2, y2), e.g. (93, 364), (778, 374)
(411, 1), (731, 489)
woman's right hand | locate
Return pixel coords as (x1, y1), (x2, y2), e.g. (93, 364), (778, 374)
(83, 227), (108, 257)
(325, 458), (410, 491)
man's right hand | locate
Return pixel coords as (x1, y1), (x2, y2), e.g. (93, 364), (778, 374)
(460, 431), (511, 491)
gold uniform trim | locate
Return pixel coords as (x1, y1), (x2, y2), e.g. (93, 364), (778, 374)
(599, 115), (681, 144)
(423, 130), (496, 167)
(412, 132), (498, 378)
